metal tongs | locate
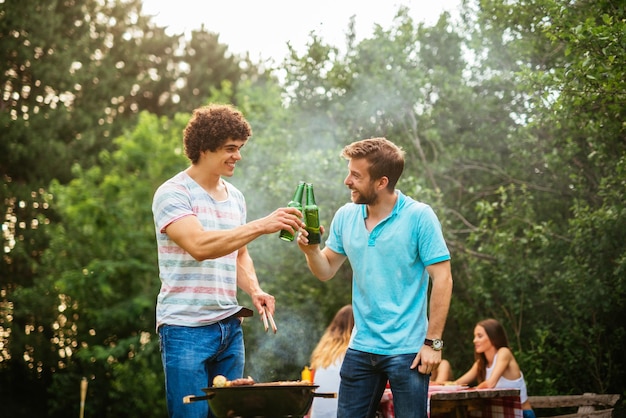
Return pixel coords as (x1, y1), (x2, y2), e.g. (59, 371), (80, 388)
(261, 306), (277, 334)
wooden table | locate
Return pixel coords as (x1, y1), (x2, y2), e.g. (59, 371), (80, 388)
(430, 388), (522, 418)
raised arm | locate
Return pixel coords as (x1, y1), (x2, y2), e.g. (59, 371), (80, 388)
(165, 207), (303, 261)
(297, 227), (347, 282)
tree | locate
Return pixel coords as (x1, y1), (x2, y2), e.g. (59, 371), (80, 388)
(1, 1), (265, 412)
(0, 0), (255, 283)
(3, 0), (625, 413)
(457, 0), (626, 394)
(280, 0), (626, 397)
(4, 110), (189, 417)
(5, 76), (349, 415)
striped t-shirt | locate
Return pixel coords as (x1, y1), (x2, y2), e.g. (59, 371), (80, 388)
(152, 171), (246, 329)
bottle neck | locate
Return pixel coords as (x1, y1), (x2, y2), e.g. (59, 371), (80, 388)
(306, 185), (316, 206)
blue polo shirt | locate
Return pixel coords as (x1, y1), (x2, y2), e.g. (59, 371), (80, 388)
(325, 190), (450, 355)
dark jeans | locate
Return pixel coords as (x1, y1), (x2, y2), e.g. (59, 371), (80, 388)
(338, 348), (429, 418)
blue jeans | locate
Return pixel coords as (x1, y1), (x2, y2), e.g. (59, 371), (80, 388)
(523, 409), (537, 418)
(158, 318), (245, 418)
(338, 348), (429, 418)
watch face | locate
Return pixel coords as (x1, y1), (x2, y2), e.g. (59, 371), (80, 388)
(425, 338), (444, 350)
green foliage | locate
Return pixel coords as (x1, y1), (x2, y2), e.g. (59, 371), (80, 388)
(1, 0), (260, 292)
(7, 112), (186, 416)
(1, 0), (264, 413)
(2, 0), (626, 415)
(454, 0), (626, 396)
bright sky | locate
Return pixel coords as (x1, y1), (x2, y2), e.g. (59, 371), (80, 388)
(141, 0), (461, 62)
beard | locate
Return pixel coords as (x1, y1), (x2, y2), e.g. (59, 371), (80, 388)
(351, 184), (378, 205)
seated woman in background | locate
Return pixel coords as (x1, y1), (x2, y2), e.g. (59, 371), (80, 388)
(455, 318), (536, 418)
(308, 305), (354, 418)
(430, 358), (453, 383)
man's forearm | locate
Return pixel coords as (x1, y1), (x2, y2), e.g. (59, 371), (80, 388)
(304, 248), (340, 282)
(426, 262), (453, 338)
(236, 248), (263, 296)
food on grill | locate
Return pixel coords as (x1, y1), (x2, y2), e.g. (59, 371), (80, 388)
(212, 375), (255, 387)
(213, 375), (228, 387)
(231, 376), (255, 386)
(255, 380), (315, 386)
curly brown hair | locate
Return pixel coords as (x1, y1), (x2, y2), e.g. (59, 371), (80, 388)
(183, 104), (252, 164)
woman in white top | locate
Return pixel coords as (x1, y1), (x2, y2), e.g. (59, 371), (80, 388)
(455, 318), (536, 418)
(308, 305), (354, 418)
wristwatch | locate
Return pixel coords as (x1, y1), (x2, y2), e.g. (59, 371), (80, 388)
(424, 338), (444, 351)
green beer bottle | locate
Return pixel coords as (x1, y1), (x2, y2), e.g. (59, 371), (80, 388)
(279, 181), (305, 241)
(304, 183), (321, 245)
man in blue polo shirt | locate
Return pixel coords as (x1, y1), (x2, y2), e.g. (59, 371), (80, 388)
(298, 137), (453, 418)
